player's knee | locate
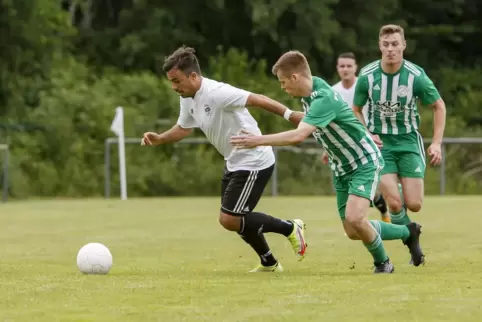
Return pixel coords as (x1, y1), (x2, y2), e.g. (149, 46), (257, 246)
(342, 213), (360, 240)
(406, 200), (422, 212)
(386, 195), (403, 213)
(344, 229), (359, 240)
(344, 212), (364, 231)
(218, 212), (241, 231)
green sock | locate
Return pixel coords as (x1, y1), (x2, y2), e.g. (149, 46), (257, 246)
(391, 183), (412, 225)
(363, 234), (388, 265)
(390, 207), (411, 225)
(370, 220), (410, 241)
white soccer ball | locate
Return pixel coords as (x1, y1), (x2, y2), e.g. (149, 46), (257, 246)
(76, 243), (113, 274)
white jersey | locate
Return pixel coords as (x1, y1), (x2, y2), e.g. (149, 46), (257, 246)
(332, 78), (369, 124)
(177, 77), (275, 172)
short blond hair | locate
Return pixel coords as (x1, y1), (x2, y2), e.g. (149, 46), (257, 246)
(379, 24), (405, 40)
(272, 51), (311, 76)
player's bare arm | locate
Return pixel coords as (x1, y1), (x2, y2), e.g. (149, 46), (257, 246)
(352, 105), (367, 127)
(427, 98), (446, 166)
(352, 104), (383, 148)
(231, 122), (315, 149)
(352, 73), (383, 148)
(142, 124), (193, 146)
(246, 93), (304, 125)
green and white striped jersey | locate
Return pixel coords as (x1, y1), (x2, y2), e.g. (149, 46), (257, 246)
(302, 77), (382, 177)
(354, 59), (441, 135)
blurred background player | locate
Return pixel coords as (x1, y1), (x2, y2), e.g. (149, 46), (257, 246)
(327, 52), (390, 223)
(353, 25), (446, 264)
(142, 46), (307, 272)
(231, 50), (425, 273)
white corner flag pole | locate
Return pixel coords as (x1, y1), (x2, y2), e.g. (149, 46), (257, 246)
(110, 106), (128, 200)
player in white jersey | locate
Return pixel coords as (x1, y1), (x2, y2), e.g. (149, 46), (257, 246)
(331, 53), (368, 123)
(141, 46), (307, 272)
(327, 52), (390, 223)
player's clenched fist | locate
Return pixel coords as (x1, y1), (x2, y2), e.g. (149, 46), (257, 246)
(141, 132), (161, 146)
(370, 133), (383, 149)
(427, 142), (442, 166)
(321, 151), (329, 165)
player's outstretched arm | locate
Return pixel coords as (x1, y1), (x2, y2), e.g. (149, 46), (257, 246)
(230, 122), (316, 148)
(246, 93), (304, 126)
(141, 124), (193, 146)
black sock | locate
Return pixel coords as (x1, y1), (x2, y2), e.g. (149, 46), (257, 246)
(374, 194), (387, 215)
(239, 233), (277, 266)
(241, 212), (293, 237)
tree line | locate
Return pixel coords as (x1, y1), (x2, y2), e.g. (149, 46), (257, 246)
(0, 0), (481, 198)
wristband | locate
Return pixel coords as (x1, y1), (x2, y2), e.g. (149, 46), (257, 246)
(283, 109), (293, 121)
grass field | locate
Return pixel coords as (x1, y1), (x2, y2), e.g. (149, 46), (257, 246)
(1, 196), (482, 321)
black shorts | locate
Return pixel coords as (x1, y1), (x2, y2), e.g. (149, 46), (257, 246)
(220, 164), (274, 216)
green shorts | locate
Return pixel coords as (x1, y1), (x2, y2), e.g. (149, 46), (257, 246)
(379, 131), (426, 178)
(333, 160), (384, 220)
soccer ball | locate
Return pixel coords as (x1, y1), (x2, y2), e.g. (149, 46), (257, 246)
(76, 243), (113, 274)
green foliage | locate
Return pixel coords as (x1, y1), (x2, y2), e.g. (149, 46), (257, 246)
(0, 0), (74, 116)
(1, 0), (482, 198)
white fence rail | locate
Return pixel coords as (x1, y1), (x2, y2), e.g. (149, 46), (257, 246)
(104, 137), (482, 198)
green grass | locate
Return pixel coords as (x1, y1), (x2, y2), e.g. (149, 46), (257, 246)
(1, 196), (481, 321)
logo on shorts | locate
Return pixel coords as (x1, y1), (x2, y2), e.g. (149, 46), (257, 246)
(357, 185), (365, 191)
(257, 224), (264, 235)
(204, 104), (212, 116)
(397, 85), (410, 97)
(415, 166), (422, 173)
(190, 108), (194, 114)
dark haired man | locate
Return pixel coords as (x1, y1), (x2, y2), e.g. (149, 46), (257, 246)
(141, 46), (307, 272)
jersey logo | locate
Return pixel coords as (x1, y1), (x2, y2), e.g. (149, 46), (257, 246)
(375, 100), (403, 116)
(313, 129), (324, 137)
(397, 85), (410, 97)
(373, 84), (381, 91)
(190, 108), (194, 114)
(204, 104), (212, 116)
(377, 101), (401, 109)
(312, 129), (325, 144)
